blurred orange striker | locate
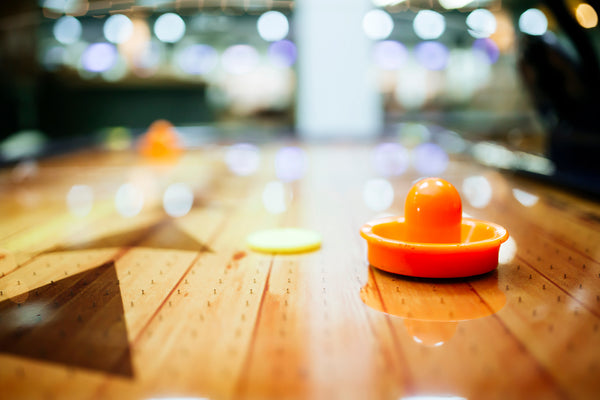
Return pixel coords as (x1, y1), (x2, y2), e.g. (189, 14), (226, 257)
(360, 177), (508, 278)
(138, 119), (182, 158)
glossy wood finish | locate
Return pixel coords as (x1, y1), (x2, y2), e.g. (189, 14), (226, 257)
(0, 144), (599, 399)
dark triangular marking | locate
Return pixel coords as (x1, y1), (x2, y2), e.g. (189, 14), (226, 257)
(51, 220), (212, 253)
(134, 220), (213, 253)
(57, 225), (155, 250)
(0, 261), (134, 377)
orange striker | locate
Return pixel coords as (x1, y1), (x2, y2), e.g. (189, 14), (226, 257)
(360, 177), (508, 278)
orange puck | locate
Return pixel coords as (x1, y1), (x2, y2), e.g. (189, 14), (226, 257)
(138, 120), (182, 159)
(360, 177), (508, 278)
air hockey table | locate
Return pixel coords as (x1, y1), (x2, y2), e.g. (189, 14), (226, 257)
(0, 142), (599, 399)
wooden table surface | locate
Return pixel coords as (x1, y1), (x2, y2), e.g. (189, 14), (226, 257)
(0, 143), (599, 400)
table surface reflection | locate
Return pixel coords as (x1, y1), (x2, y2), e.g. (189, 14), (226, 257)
(0, 144), (599, 400)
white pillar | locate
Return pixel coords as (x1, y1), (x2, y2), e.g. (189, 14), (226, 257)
(295, 0), (382, 139)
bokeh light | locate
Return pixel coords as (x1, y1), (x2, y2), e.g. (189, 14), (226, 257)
(115, 183), (144, 217)
(372, 143), (409, 176)
(412, 143), (448, 175)
(363, 9), (394, 40)
(154, 13), (186, 43)
(81, 43), (118, 73)
(576, 3), (598, 28)
(268, 40), (297, 68)
(67, 185), (94, 217)
(363, 178), (395, 212)
(445, 48), (492, 101)
(0, 130), (47, 161)
(215, 65), (293, 116)
(519, 152), (555, 175)
(462, 175), (492, 209)
(222, 45), (260, 75)
(275, 146), (307, 182)
(43, 0), (82, 13)
(225, 143), (260, 176)
(466, 9), (497, 38)
(512, 188), (539, 207)
(415, 41), (449, 71)
(413, 10), (446, 40)
(163, 183), (194, 217)
(434, 129), (467, 154)
(176, 44), (218, 75)
(104, 14), (134, 44)
(472, 142), (518, 169)
(498, 236), (517, 264)
(373, 40), (407, 70)
(395, 64), (427, 109)
(439, 0), (473, 9)
(257, 11), (289, 42)
(518, 8), (548, 36)
(103, 127), (132, 151)
(399, 123), (431, 146)
(262, 181), (288, 214)
(53, 16), (82, 45)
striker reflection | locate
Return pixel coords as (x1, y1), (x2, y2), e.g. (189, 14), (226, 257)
(361, 266), (506, 346)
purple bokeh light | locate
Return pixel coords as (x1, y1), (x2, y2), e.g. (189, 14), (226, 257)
(413, 142), (449, 175)
(268, 40), (297, 67)
(373, 40), (408, 70)
(177, 44), (218, 75)
(81, 43), (118, 72)
(372, 143), (410, 177)
(225, 143), (261, 176)
(275, 146), (307, 182)
(414, 41), (449, 71)
(222, 44), (259, 75)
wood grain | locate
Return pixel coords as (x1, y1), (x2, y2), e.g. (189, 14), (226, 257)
(0, 144), (599, 399)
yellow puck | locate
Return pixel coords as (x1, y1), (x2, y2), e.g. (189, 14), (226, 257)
(246, 228), (322, 254)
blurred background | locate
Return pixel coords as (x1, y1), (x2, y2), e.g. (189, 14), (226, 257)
(0, 0), (598, 190)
